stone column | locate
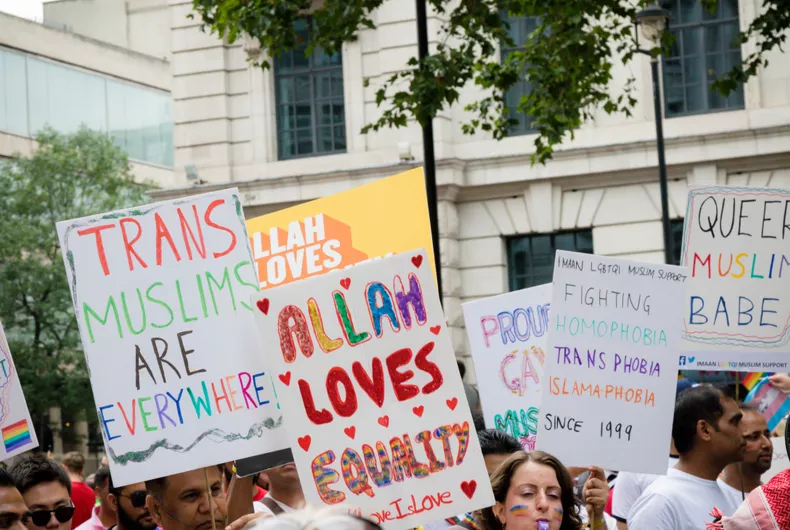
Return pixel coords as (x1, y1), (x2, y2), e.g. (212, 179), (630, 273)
(48, 407), (63, 456)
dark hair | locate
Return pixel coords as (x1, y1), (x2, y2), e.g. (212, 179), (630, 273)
(94, 466), (111, 490)
(457, 360), (466, 379)
(471, 411), (486, 433)
(144, 477), (167, 498)
(673, 384), (728, 454)
(478, 429), (522, 456)
(478, 451), (583, 530)
(10, 454), (72, 495)
(62, 452), (85, 474)
(0, 468), (17, 489)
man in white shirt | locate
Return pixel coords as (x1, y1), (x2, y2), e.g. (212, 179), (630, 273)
(717, 403), (773, 506)
(628, 385), (746, 530)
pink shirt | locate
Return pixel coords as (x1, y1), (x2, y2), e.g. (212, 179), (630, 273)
(74, 506), (109, 530)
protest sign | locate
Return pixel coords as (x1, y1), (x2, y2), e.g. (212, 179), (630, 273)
(252, 250), (494, 529)
(536, 251), (688, 474)
(57, 189), (287, 486)
(0, 321), (38, 460)
(679, 186), (790, 371)
(246, 168), (435, 289)
(764, 437), (789, 483)
(462, 284), (550, 450)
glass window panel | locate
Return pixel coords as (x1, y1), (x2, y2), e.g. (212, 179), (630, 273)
(331, 71), (343, 99)
(723, 22), (740, 50)
(296, 128), (313, 155)
(315, 74), (331, 99)
(334, 124), (346, 150)
(280, 131), (295, 159)
(705, 25), (721, 53)
(721, 0), (738, 19)
(332, 103), (344, 125)
(292, 50), (309, 70)
(295, 104), (311, 129)
(278, 78), (294, 103)
(295, 76), (311, 102)
(679, 0), (699, 24)
(316, 126), (333, 153)
(683, 27), (702, 56)
(685, 84), (704, 113)
(683, 56), (702, 84)
(0, 50), (29, 136)
(318, 103), (332, 126)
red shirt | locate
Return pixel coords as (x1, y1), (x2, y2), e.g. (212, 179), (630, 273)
(70, 481), (95, 528)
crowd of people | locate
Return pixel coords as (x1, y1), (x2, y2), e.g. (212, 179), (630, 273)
(0, 381), (787, 530)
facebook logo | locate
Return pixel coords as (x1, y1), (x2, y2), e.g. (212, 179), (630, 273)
(679, 356), (687, 366)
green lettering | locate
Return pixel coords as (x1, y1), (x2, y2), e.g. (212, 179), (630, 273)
(146, 282), (175, 329)
(175, 280), (197, 323)
(138, 397), (157, 432)
(121, 288), (147, 336)
(83, 296), (122, 343)
(206, 267), (237, 315)
(234, 261), (259, 312)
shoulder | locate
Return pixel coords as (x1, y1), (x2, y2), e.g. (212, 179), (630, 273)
(627, 488), (677, 528)
(253, 502), (274, 517)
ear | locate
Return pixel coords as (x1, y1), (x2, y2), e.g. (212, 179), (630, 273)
(108, 494), (119, 513)
(146, 495), (164, 527)
(493, 501), (507, 525)
(697, 419), (714, 442)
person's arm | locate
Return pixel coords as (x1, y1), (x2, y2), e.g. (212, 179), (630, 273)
(768, 373), (790, 392)
(616, 522), (628, 530)
(226, 473), (255, 525)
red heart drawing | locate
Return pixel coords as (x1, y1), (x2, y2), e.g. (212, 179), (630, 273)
(340, 278), (351, 290)
(412, 405), (424, 417)
(430, 325), (441, 335)
(256, 298), (270, 315)
(278, 372), (291, 386)
(344, 426), (356, 439)
(446, 397), (458, 410)
(460, 480), (477, 499)
(378, 415), (390, 427)
(411, 255), (424, 268)
(297, 435), (311, 452)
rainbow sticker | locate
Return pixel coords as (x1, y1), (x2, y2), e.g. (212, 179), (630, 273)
(2, 419), (32, 452)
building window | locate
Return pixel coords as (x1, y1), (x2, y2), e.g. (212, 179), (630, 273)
(662, 0), (744, 117)
(275, 19), (346, 160)
(0, 46), (173, 167)
(671, 218), (685, 265)
(501, 13), (539, 135)
(507, 230), (594, 291)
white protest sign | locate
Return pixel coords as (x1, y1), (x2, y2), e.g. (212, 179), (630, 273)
(763, 437), (789, 483)
(57, 189), (287, 486)
(679, 186), (790, 372)
(251, 250), (494, 529)
(0, 320), (39, 459)
(462, 284), (550, 450)
(536, 251), (687, 474)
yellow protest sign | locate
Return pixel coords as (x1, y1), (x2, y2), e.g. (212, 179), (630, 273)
(246, 168), (435, 289)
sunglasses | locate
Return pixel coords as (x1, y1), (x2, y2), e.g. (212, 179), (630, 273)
(27, 506), (75, 527)
(120, 491), (148, 508)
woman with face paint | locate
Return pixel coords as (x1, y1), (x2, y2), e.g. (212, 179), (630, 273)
(477, 451), (607, 530)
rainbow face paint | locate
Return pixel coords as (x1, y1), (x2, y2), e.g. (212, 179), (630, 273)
(509, 504), (530, 516)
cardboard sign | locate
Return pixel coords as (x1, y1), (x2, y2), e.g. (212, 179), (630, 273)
(57, 189), (287, 486)
(679, 186), (790, 371)
(536, 251), (687, 474)
(252, 250), (494, 529)
(0, 321), (38, 459)
(246, 168), (435, 290)
(462, 284), (551, 450)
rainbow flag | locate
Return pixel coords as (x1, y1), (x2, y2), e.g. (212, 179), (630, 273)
(2, 419), (32, 452)
(745, 379), (790, 432)
(742, 372), (771, 391)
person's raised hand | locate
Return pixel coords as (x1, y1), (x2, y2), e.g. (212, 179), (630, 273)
(583, 467), (608, 529)
(769, 373), (790, 393)
(226, 512), (270, 530)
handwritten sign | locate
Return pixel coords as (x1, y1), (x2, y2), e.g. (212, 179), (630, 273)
(764, 437), (789, 483)
(536, 251), (687, 474)
(0, 321), (38, 460)
(679, 186), (790, 371)
(57, 189), (287, 486)
(246, 168), (435, 289)
(252, 250), (494, 529)
(462, 284), (550, 450)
